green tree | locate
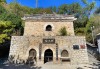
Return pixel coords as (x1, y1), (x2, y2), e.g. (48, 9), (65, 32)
(32, 8), (52, 14)
(85, 16), (96, 42)
(58, 3), (81, 15)
(58, 4), (68, 14)
(75, 28), (85, 35)
(74, 0), (95, 38)
(0, 21), (14, 43)
(0, 13), (23, 35)
(9, 3), (23, 16)
(89, 15), (100, 35)
(81, 0), (95, 17)
(9, 3), (53, 16)
(50, 6), (57, 13)
(85, 21), (92, 42)
(95, 7), (100, 14)
(0, 5), (6, 14)
(59, 27), (67, 36)
(0, 0), (6, 3)
(68, 3), (82, 15)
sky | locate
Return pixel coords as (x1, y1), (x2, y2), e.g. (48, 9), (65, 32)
(6, 0), (100, 8)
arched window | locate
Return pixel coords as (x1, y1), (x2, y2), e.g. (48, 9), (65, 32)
(61, 50), (69, 57)
(46, 25), (52, 31)
(29, 49), (36, 58)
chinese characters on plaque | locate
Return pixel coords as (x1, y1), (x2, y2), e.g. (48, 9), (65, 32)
(43, 39), (55, 44)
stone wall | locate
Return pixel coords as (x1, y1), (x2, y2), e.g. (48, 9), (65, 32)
(9, 36), (89, 64)
(56, 36), (88, 64)
(24, 21), (75, 36)
(9, 36), (29, 63)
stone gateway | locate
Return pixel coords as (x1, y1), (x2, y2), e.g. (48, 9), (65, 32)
(9, 14), (89, 65)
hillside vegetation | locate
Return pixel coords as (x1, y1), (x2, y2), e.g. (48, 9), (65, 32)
(0, 0), (100, 45)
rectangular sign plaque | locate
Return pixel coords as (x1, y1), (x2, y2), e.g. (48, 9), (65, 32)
(43, 39), (55, 44)
(73, 45), (79, 50)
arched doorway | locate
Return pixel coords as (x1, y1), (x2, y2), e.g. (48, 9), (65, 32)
(27, 49), (36, 64)
(46, 25), (52, 31)
(44, 49), (53, 63)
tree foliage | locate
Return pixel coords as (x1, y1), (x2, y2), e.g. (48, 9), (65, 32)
(0, 13), (22, 29)
(84, 15), (100, 42)
(0, 0), (98, 44)
(0, 12), (23, 36)
(58, 3), (81, 15)
(0, 21), (14, 43)
(59, 27), (67, 36)
(0, 0), (6, 4)
(9, 3), (53, 17)
(0, 1), (23, 44)
(95, 7), (100, 14)
(0, 5), (6, 14)
(89, 15), (100, 35)
(75, 28), (85, 35)
(58, 4), (68, 14)
(50, 6), (57, 12)
(9, 3), (35, 17)
(81, 0), (95, 17)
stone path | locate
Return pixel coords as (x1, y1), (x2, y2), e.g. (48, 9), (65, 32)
(38, 62), (75, 69)
(35, 52), (100, 69)
(72, 52), (99, 69)
(36, 63), (98, 69)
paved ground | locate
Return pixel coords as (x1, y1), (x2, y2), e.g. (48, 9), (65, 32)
(74, 52), (100, 69)
(0, 63), (41, 69)
(35, 52), (100, 69)
(39, 63), (75, 69)
(0, 52), (100, 69)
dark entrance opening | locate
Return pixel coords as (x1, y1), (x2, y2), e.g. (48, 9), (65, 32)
(26, 49), (36, 65)
(46, 25), (52, 31)
(44, 49), (53, 63)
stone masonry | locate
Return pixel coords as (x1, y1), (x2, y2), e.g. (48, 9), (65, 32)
(9, 14), (89, 65)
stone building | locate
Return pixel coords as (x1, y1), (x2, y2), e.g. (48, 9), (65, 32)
(9, 14), (89, 65)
